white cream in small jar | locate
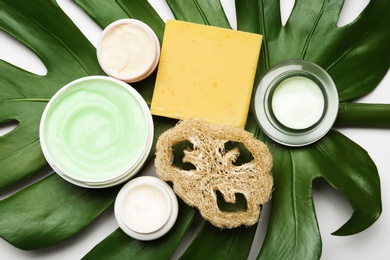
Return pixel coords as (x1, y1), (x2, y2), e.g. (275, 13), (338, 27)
(115, 176), (178, 240)
(271, 76), (325, 130)
(97, 19), (160, 83)
(253, 59), (339, 146)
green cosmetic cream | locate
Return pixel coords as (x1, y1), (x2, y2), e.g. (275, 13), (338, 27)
(40, 76), (153, 187)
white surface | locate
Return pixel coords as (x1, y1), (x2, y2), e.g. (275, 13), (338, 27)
(0, 0), (389, 259)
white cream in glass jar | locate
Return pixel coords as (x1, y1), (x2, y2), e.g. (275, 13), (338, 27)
(253, 59), (339, 146)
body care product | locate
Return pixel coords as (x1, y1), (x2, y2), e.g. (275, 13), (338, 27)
(40, 76), (153, 188)
(97, 19), (160, 83)
(150, 20), (262, 128)
(253, 59), (338, 146)
(115, 176), (178, 240)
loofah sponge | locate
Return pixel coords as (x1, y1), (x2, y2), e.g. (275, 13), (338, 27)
(155, 118), (273, 229)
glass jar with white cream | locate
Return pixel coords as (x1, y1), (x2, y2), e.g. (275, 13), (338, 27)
(253, 59), (339, 146)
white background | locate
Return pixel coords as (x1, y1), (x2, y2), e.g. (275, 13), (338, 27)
(0, 0), (389, 259)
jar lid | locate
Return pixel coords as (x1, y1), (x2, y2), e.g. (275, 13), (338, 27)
(253, 59), (339, 146)
(39, 76), (154, 188)
(114, 176), (179, 240)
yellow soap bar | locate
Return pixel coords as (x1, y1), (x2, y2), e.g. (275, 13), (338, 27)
(150, 20), (262, 128)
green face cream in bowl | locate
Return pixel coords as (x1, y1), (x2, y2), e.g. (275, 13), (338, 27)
(40, 76), (153, 188)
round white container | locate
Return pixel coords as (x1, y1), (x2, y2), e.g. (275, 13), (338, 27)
(39, 76), (154, 188)
(253, 59), (339, 147)
(97, 18), (160, 83)
(115, 176), (179, 241)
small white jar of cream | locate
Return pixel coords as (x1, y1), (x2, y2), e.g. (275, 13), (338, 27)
(115, 176), (179, 241)
(253, 59), (339, 146)
(97, 19), (160, 83)
(39, 76), (154, 188)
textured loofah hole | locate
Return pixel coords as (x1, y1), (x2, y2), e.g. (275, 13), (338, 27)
(223, 141), (253, 166)
(172, 140), (196, 171)
(216, 190), (248, 212)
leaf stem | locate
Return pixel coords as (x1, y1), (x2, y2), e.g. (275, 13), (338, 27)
(335, 102), (390, 127)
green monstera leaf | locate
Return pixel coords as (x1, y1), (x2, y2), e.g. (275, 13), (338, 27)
(0, 0), (389, 259)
